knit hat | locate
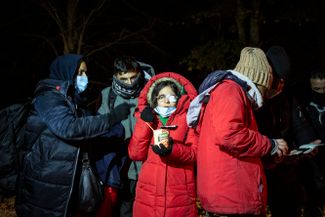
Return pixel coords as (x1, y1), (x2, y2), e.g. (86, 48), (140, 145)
(234, 47), (273, 89)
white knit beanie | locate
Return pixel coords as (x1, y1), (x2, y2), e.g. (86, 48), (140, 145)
(234, 47), (273, 89)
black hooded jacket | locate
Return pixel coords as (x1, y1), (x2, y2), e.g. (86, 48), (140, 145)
(15, 54), (124, 217)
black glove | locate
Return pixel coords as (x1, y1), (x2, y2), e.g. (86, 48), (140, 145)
(140, 106), (155, 122)
(151, 137), (173, 156)
(108, 103), (134, 125)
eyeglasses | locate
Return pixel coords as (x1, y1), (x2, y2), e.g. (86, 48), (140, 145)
(156, 94), (177, 103)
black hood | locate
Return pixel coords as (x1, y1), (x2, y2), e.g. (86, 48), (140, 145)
(49, 54), (84, 83)
(34, 54), (84, 98)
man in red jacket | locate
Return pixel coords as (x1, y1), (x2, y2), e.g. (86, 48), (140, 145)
(192, 47), (289, 216)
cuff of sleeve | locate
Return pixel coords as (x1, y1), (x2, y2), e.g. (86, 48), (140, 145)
(270, 139), (279, 155)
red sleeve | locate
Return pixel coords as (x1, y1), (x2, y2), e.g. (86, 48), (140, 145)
(166, 127), (198, 165)
(128, 118), (153, 161)
(208, 81), (272, 157)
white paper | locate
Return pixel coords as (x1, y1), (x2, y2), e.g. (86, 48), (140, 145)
(289, 143), (324, 156)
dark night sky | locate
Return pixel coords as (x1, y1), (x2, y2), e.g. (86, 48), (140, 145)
(1, 0), (325, 108)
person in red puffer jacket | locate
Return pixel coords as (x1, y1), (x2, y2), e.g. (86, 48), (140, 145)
(128, 72), (198, 217)
(188, 47), (289, 217)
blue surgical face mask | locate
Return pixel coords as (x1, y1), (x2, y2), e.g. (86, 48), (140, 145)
(75, 75), (88, 93)
(154, 106), (176, 118)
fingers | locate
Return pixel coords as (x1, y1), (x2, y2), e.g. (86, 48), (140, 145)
(273, 139), (288, 164)
(303, 146), (319, 158)
(311, 139), (322, 144)
(275, 139), (289, 156)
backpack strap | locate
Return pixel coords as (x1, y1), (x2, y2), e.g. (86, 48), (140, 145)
(108, 88), (117, 112)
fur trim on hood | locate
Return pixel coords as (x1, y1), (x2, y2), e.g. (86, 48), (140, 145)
(146, 77), (184, 107)
(137, 72), (197, 113)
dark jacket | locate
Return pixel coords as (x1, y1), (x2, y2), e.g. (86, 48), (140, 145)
(291, 91), (325, 145)
(15, 54), (123, 217)
(291, 95), (325, 189)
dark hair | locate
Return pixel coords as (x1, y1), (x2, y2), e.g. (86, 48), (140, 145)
(74, 57), (87, 78)
(113, 56), (140, 75)
(310, 67), (325, 80)
(151, 80), (181, 108)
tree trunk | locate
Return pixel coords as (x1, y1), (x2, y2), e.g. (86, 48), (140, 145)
(249, 0), (260, 46)
(236, 0), (247, 44)
(235, 0), (261, 46)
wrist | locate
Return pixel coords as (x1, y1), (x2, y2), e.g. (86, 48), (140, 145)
(270, 139), (279, 155)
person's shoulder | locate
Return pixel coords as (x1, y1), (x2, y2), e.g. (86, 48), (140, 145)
(116, 95), (137, 104)
(101, 86), (111, 94)
(99, 86), (112, 100)
(210, 79), (244, 99)
(128, 97), (138, 105)
(218, 79), (243, 90)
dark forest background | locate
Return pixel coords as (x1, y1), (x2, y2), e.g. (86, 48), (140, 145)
(1, 0), (325, 109)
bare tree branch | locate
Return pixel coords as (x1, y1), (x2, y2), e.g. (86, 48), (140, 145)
(78, 0), (108, 53)
(36, 0), (154, 57)
(39, 1), (68, 52)
(85, 23), (154, 57)
(66, 0), (78, 53)
(22, 33), (59, 56)
(139, 36), (171, 57)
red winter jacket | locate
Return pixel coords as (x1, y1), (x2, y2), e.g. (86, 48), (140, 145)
(128, 72), (198, 217)
(197, 79), (272, 215)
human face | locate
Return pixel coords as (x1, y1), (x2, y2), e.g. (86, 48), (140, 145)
(310, 78), (325, 93)
(156, 86), (177, 107)
(77, 61), (87, 76)
(116, 71), (140, 85)
(265, 78), (285, 99)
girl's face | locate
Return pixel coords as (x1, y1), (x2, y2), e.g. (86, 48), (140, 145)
(156, 86), (177, 107)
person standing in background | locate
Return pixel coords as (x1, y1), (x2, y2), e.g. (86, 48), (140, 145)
(291, 67), (325, 217)
(255, 46), (305, 217)
(95, 56), (155, 217)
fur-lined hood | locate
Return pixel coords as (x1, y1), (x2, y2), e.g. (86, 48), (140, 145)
(137, 72), (197, 113)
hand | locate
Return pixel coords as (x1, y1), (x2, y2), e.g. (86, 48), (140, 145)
(305, 139), (322, 157)
(151, 137), (173, 156)
(311, 139), (322, 144)
(304, 139), (322, 156)
(299, 141), (322, 157)
(270, 139), (288, 164)
(275, 139), (289, 157)
(140, 106), (155, 122)
(108, 103), (134, 125)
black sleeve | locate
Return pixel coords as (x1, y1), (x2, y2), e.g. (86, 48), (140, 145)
(35, 91), (114, 141)
(291, 97), (318, 146)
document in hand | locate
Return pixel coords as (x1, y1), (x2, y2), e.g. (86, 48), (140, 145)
(289, 143), (325, 156)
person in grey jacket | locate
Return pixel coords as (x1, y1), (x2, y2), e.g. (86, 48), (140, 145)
(95, 56), (155, 217)
(15, 54), (130, 217)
